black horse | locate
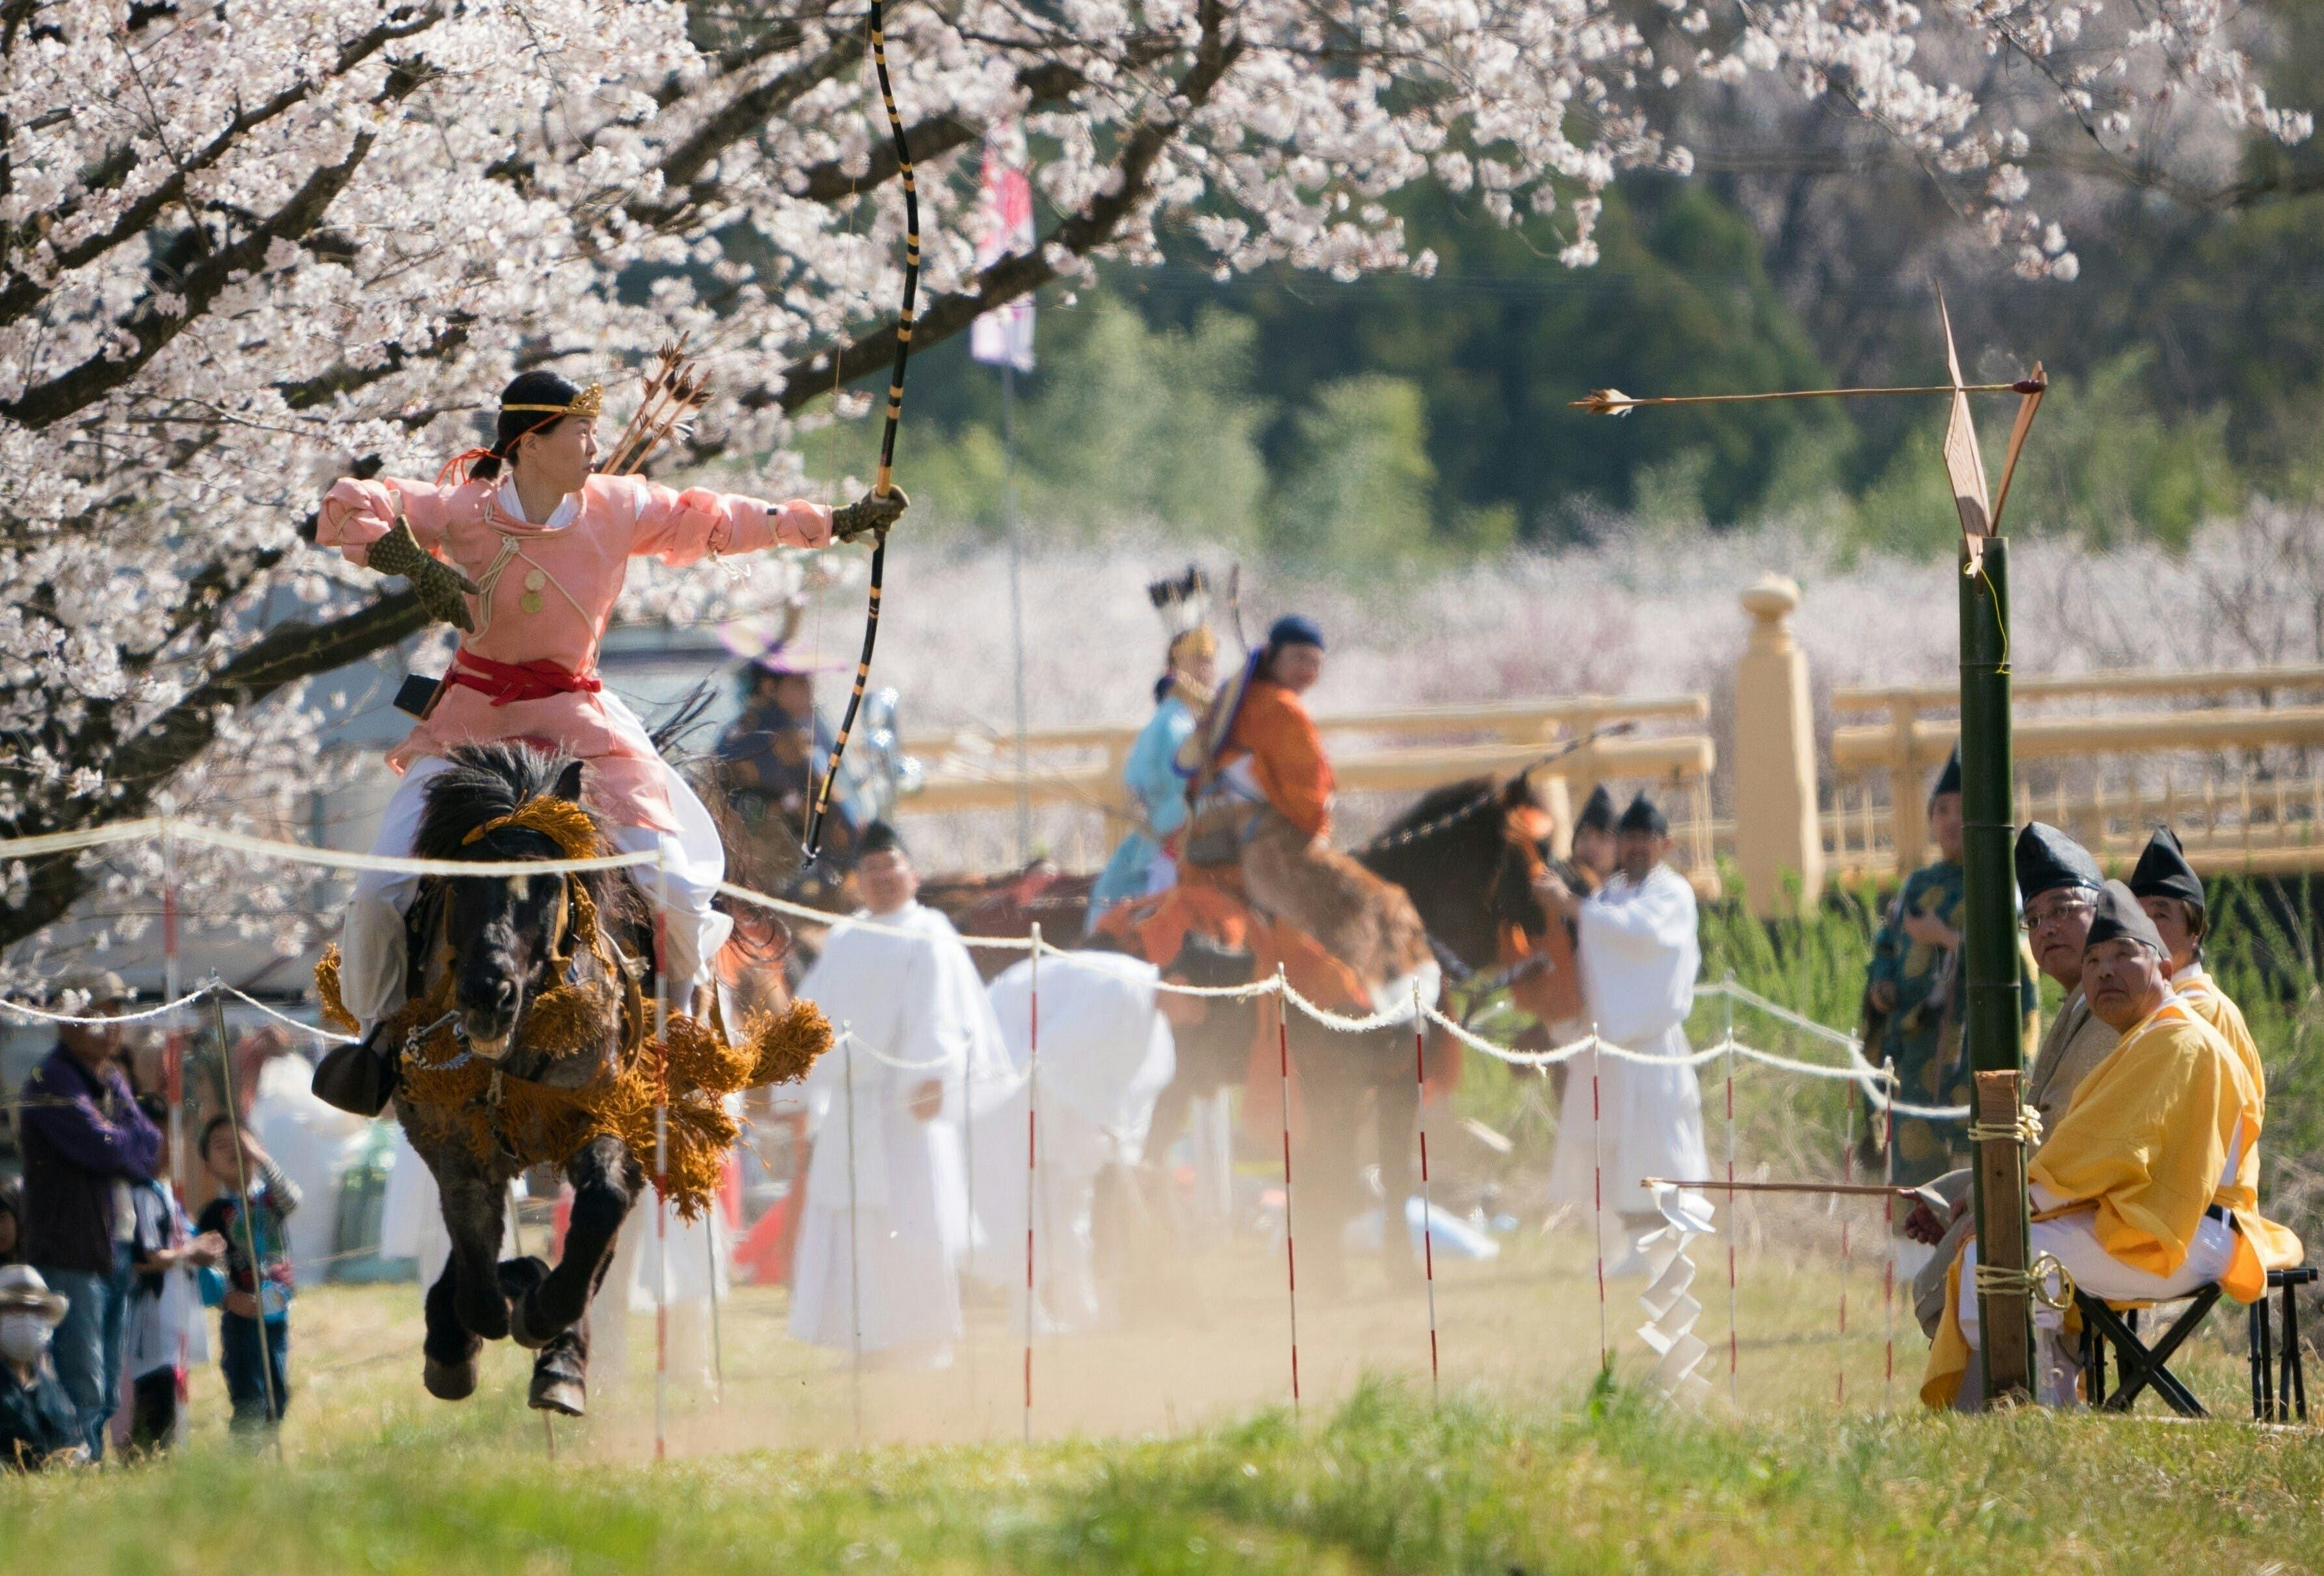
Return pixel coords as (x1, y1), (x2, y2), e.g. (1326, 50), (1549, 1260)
(395, 744), (649, 1415)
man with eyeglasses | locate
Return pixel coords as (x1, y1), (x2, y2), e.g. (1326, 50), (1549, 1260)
(1907, 821), (2118, 1337)
(1920, 882), (2293, 1408)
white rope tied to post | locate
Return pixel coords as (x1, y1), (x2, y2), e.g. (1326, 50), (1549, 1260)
(1965, 1105), (2045, 1148)
(0, 813), (657, 878)
(1974, 1252), (2076, 1312)
(0, 980), (360, 1043)
(716, 880), (1036, 952)
(1, 809), (1985, 1114)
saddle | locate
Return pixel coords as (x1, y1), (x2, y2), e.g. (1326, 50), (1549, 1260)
(1230, 808), (1434, 1005)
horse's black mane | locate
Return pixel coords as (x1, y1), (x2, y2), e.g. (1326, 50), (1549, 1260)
(414, 744), (639, 925)
(1378, 775), (1500, 839)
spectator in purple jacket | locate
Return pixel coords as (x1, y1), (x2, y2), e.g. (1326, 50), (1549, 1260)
(16, 968), (160, 1460)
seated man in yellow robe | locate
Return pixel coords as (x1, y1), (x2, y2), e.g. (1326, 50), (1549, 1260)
(2129, 825), (2265, 1105)
(1922, 881), (2301, 1409)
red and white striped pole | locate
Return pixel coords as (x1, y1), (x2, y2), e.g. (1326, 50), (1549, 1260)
(1723, 985), (1739, 1406)
(1412, 983), (1439, 1404)
(1277, 965), (1301, 1414)
(1881, 1056), (1897, 1404)
(652, 856), (671, 1463)
(1590, 1026), (1608, 1375)
(1023, 923), (1040, 1443)
(1837, 1090), (1855, 1407)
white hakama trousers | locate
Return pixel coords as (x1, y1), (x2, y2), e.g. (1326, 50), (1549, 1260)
(1547, 1027), (1710, 1218)
(339, 750), (733, 1032)
(965, 1086), (1112, 1333)
(787, 1116), (966, 1365)
(1956, 1210), (2238, 1347)
(590, 1201), (729, 1392)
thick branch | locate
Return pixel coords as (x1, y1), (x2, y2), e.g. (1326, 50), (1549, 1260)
(0, 588), (428, 949)
(789, 58), (1098, 204)
(656, 31), (867, 196)
(0, 4), (443, 328)
(754, 12), (1244, 417)
(5, 127), (385, 428)
(274, 315), (473, 410)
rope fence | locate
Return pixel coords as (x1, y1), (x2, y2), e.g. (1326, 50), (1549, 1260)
(0, 816), (2001, 1446)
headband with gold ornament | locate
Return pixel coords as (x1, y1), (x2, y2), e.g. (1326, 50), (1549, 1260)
(501, 382), (605, 419)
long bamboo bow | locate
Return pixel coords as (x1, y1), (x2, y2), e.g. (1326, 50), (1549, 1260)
(805, 0), (920, 859)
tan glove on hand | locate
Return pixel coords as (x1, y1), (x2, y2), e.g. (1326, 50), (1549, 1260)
(366, 517), (480, 633)
(832, 486), (910, 544)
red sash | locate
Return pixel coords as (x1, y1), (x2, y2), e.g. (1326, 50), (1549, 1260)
(445, 650), (603, 707)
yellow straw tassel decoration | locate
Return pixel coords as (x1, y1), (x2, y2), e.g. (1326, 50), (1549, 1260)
(371, 977), (832, 1221)
(322, 788), (836, 1219)
(743, 997), (833, 1087)
(314, 944), (359, 1034)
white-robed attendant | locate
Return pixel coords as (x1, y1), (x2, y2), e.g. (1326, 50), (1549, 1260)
(787, 823), (1012, 1368)
(967, 950), (1176, 1332)
(1536, 792), (1710, 1268)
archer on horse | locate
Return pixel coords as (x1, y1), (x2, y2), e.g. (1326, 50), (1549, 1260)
(313, 368), (909, 1091)
(1170, 613), (1437, 1015)
(1086, 566), (1220, 929)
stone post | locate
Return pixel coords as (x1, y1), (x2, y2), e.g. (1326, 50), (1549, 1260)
(1733, 575), (1824, 915)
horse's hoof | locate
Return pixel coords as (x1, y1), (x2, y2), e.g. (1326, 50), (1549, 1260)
(529, 1372), (587, 1417)
(423, 1355), (479, 1401)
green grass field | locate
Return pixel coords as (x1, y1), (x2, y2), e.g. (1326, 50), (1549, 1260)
(16, 871), (2319, 1570)
(8, 1229), (2317, 1573)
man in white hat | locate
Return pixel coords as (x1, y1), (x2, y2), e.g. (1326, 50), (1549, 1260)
(0, 1265), (88, 1470)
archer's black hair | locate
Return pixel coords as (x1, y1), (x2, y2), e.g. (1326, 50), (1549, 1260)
(468, 370), (584, 480)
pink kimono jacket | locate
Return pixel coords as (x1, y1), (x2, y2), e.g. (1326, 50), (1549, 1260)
(319, 472), (832, 833)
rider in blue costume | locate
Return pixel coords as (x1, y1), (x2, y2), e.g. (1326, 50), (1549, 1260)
(1088, 568), (1219, 928)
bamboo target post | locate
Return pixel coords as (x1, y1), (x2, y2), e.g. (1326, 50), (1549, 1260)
(1971, 1070), (2036, 1396)
(1576, 295), (2052, 1410)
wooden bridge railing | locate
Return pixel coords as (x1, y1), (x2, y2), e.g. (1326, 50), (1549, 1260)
(899, 694), (1721, 878)
(1827, 666), (2324, 879)
(887, 582), (2324, 903)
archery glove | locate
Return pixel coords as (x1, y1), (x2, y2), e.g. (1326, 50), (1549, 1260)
(832, 486), (910, 544)
(367, 517), (479, 633)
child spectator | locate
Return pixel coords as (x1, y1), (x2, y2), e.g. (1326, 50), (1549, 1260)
(0, 1265), (86, 1471)
(121, 1097), (222, 1454)
(193, 1116), (299, 1433)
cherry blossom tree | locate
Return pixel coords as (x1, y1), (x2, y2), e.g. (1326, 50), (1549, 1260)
(0, 0), (2307, 959)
